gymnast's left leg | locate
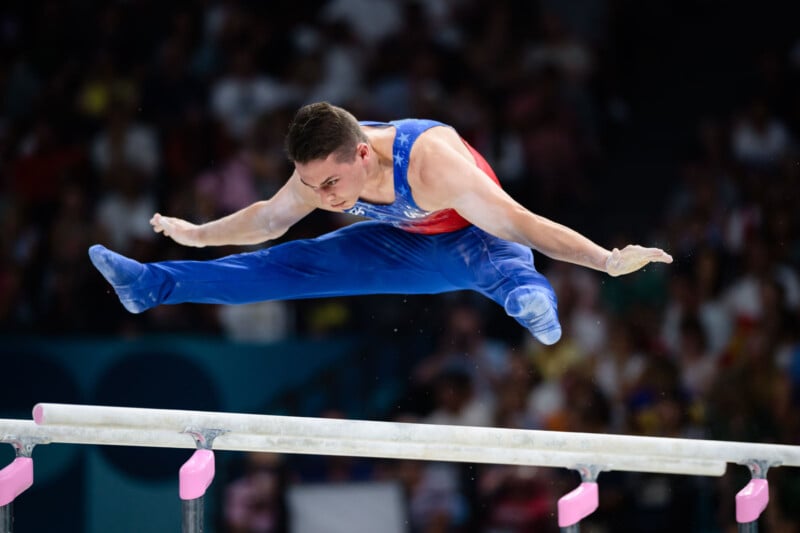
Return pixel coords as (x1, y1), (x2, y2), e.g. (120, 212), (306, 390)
(88, 221), (461, 313)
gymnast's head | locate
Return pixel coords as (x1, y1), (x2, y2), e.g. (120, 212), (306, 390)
(285, 102), (367, 165)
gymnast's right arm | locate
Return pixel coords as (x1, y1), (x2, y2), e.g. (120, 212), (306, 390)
(150, 173), (315, 247)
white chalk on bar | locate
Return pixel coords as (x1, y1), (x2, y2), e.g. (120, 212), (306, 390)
(33, 403), (800, 468)
(2, 418), (725, 476)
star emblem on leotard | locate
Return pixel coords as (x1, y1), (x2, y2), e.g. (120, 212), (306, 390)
(397, 132), (410, 146)
(393, 152), (405, 166)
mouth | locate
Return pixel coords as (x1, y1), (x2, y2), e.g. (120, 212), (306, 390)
(332, 200), (347, 209)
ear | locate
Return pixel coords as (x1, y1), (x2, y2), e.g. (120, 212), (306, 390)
(356, 142), (370, 161)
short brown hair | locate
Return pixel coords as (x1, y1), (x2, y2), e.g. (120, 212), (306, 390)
(284, 102), (367, 164)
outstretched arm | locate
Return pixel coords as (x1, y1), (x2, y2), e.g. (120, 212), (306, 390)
(151, 173), (315, 247)
(416, 137), (672, 276)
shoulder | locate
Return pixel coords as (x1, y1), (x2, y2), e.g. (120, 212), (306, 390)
(407, 128), (486, 211)
(410, 126), (475, 183)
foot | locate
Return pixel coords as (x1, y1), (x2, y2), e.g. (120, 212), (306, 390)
(88, 245), (151, 314)
(505, 287), (562, 345)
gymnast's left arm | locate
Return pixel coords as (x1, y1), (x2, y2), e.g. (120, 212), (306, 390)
(416, 139), (672, 276)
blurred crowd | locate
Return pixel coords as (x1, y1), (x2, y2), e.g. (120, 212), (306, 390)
(1, 0), (800, 531)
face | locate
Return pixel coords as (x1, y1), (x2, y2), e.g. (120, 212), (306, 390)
(295, 144), (369, 211)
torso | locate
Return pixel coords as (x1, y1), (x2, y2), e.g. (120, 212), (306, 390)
(347, 119), (500, 235)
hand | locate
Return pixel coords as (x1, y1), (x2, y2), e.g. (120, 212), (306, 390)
(150, 213), (205, 247)
(605, 245), (673, 277)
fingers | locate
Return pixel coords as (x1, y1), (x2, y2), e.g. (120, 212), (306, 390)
(148, 214), (197, 246)
(607, 245), (674, 276)
(160, 219), (177, 238)
(625, 245), (673, 263)
(643, 247), (673, 264)
(150, 213), (164, 233)
(150, 213), (177, 238)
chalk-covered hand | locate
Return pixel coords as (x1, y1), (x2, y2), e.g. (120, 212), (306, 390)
(605, 245), (673, 277)
(150, 213), (205, 247)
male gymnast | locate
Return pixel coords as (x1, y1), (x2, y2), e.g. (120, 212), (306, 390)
(89, 102), (672, 344)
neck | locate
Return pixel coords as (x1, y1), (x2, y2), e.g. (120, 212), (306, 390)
(366, 143), (386, 181)
(360, 142), (394, 201)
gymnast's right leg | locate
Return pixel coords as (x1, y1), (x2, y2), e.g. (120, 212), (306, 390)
(89, 222), (460, 313)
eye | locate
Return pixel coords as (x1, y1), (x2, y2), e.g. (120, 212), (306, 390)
(323, 179), (339, 189)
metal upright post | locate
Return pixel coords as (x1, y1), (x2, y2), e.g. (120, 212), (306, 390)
(736, 460), (774, 533)
(180, 428), (226, 533)
(182, 496), (204, 533)
(0, 502), (11, 533)
(558, 464), (603, 533)
(0, 437), (41, 533)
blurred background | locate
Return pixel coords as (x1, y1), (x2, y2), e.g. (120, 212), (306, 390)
(1, 0), (799, 531)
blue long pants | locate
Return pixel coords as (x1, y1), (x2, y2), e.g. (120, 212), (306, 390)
(115, 222), (560, 340)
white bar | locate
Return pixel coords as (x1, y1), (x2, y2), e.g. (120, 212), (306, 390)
(1, 419), (725, 476)
(2, 420), (197, 450)
(34, 403), (800, 468)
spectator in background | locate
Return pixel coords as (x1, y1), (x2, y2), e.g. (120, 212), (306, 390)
(94, 162), (158, 253)
(91, 100), (160, 180)
(510, 65), (590, 213)
(661, 260), (732, 359)
(526, 9), (599, 154)
(561, 367), (611, 434)
(526, 11), (594, 84)
(424, 368), (492, 428)
(721, 237), (800, 327)
(192, 140), (261, 222)
(388, 456), (469, 533)
(319, 0), (403, 48)
(673, 315), (717, 403)
(140, 11), (205, 132)
(10, 118), (85, 215)
(297, 21), (368, 107)
(478, 464), (558, 533)
(731, 97), (791, 169)
(413, 303), (509, 407)
(223, 452), (288, 533)
(626, 356), (686, 438)
(76, 49), (137, 122)
(591, 320), (647, 432)
(492, 350), (540, 430)
(211, 48), (292, 142)
(545, 262), (609, 356)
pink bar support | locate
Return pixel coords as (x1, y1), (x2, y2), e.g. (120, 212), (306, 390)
(558, 481), (599, 528)
(736, 478), (769, 524)
(179, 449), (215, 501)
(0, 457), (34, 506)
